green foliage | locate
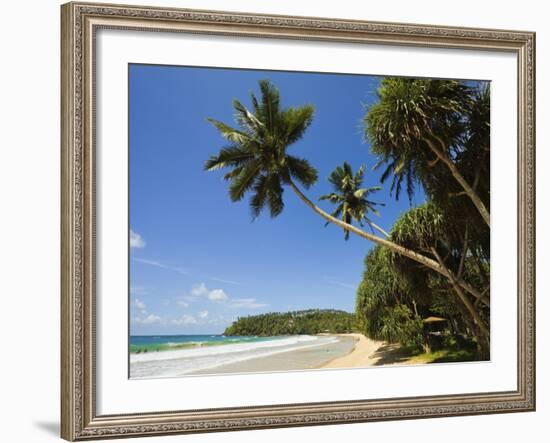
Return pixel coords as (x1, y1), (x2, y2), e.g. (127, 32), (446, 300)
(355, 246), (424, 347)
(319, 162), (385, 240)
(357, 77), (491, 359)
(206, 79), (318, 218)
(319, 162), (384, 239)
(356, 239), (489, 353)
(378, 304), (424, 347)
(224, 309), (356, 336)
(364, 77), (482, 203)
(205, 77), (491, 359)
(389, 202), (446, 250)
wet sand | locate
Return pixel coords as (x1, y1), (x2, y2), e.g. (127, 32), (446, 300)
(190, 335), (357, 375)
(133, 334), (409, 378)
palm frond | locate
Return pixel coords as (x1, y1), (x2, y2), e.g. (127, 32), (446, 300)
(286, 155), (318, 188)
(204, 146), (255, 171)
(207, 118), (251, 144)
(283, 105), (315, 146)
(259, 80), (280, 133)
(319, 192), (343, 203)
(324, 204), (344, 227)
(266, 175), (284, 217)
(233, 99), (265, 137)
(250, 174), (269, 219)
(354, 164), (365, 184)
(228, 162), (262, 202)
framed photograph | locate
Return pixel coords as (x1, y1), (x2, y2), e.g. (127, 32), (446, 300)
(61, 1), (536, 440)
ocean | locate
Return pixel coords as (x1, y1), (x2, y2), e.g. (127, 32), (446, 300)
(130, 334), (282, 354)
(129, 334), (343, 378)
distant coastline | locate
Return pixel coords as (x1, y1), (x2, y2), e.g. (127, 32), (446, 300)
(223, 309), (356, 336)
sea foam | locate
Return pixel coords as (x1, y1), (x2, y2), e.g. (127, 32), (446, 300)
(129, 335), (338, 378)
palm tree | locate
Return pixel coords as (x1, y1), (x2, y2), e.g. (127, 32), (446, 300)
(319, 162), (388, 239)
(365, 78), (490, 226)
(205, 80), (484, 305)
(205, 79), (318, 218)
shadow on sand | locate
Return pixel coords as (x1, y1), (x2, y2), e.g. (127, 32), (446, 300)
(371, 343), (416, 366)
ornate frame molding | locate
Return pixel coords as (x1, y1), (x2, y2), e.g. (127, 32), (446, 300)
(61, 2), (535, 440)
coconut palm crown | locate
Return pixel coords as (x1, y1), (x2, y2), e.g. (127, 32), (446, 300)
(319, 162), (385, 240)
(205, 80), (318, 218)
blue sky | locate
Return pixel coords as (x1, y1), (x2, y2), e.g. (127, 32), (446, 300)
(129, 64), (425, 335)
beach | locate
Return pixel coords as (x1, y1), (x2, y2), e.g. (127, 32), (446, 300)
(191, 335), (357, 375)
(129, 333), (409, 379)
(130, 334), (356, 379)
(319, 333), (385, 368)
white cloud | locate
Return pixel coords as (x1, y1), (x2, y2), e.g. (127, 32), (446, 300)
(198, 310), (209, 319)
(208, 276), (241, 285)
(191, 283), (229, 302)
(191, 283), (208, 296)
(230, 298), (268, 309)
(176, 300), (189, 308)
(208, 289), (228, 302)
(133, 258), (190, 275)
(130, 230), (146, 249)
(135, 314), (161, 325)
(172, 314), (197, 325)
(134, 298), (146, 310)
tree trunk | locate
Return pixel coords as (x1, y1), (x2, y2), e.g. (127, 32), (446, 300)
(289, 180), (491, 359)
(453, 296), (490, 360)
(288, 181), (485, 305)
(426, 138), (490, 227)
(430, 247), (489, 339)
(290, 181), (444, 271)
(429, 247), (490, 360)
(369, 221), (390, 237)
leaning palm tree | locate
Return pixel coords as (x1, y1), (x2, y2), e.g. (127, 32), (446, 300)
(205, 80), (485, 308)
(205, 79), (318, 218)
(319, 162), (388, 239)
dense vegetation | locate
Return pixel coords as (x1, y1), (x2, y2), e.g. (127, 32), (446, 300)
(207, 77), (490, 361)
(224, 309), (355, 336)
(356, 78), (490, 358)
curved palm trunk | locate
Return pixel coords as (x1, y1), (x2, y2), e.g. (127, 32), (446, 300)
(288, 180), (489, 327)
(426, 138), (490, 227)
(369, 222), (390, 238)
(290, 181), (443, 272)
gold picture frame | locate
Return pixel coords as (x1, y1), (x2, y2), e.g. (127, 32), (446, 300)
(61, 2), (536, 440)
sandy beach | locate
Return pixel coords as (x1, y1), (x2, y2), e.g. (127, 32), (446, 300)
(190, 333), (403, 376)
(189, 335), (357, 376)
(319, 333), (386, 369)
(131, 334), (359, 378)
(130, 333), (412, 379)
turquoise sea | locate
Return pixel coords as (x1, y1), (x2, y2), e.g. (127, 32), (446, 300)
(129, 334), (340, 378)
(130, 334), (281, 354)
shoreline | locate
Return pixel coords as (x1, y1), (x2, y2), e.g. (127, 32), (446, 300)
(188, 334), (356, 376)
(130, 334), (356, 378)
(317, 333), (386, 369)
(130, 333), (419, 378)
